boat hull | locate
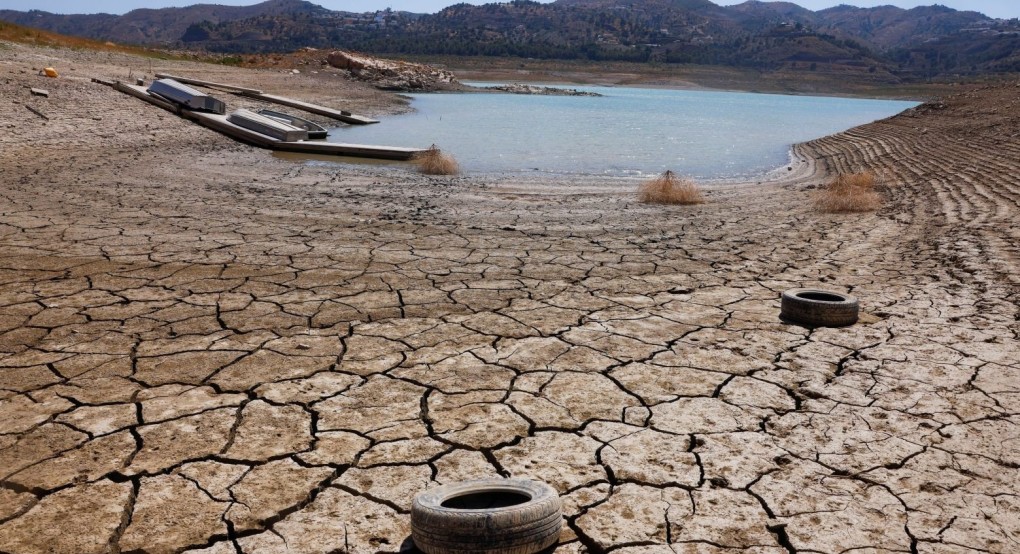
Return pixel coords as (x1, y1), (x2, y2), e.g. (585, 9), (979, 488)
(258, 109), (329, 139)
(227, 109), (309, 142)
(147, 78), (226, 114)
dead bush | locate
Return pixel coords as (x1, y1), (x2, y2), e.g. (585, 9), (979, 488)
(814, 171), (881, 213)
(638, 170), (704, 205)
(414, 144), (459, 176)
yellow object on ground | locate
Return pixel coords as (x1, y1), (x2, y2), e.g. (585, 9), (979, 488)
(43, 67), (58, 78)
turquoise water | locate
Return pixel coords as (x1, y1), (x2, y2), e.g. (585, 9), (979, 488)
(330, 85), (917, 179)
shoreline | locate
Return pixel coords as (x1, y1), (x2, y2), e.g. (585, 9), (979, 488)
(457, 75), (932, 102)
(2, 41), (1019, 554)
(327, 82), (916, 182)
(439, 58), (982, 102)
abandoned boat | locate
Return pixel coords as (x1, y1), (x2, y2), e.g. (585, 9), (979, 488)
(257, 109), (329, 139)
(227, 109), (309, 142)
(147, 78), (226, 114)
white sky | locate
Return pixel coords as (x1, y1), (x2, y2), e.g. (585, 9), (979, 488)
(0, 0), (1016, 19)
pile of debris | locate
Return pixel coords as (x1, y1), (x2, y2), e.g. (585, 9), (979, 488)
(327, 51), (459, 92)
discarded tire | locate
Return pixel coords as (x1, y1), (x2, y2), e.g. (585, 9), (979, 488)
(780, 288), (859, 327)
(411, 478), (562, 554)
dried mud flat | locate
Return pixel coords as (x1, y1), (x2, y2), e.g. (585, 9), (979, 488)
(1, 42), (1019, 554)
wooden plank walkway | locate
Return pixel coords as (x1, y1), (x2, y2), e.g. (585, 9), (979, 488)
(110, 82), (422, 161)
(154, 72), (379, 125)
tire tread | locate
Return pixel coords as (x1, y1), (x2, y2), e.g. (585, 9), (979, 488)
(411, 479), (562, 554)
(781, 288), (859, 327)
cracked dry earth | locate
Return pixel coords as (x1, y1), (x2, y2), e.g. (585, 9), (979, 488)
(3, 44), (1020, 554)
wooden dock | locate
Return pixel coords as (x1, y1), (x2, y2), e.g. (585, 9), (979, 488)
(239, 92), (379, 125)
(110, 81), (422, 161)
(153, 73), (262, 95)
(154, 72), (379, 125)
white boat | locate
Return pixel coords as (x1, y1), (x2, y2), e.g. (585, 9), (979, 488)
(147, 78), (226, 114)
(258, 109), (329, 139)
(227, 109), (309, 142)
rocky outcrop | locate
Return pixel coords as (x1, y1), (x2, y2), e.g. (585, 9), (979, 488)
(326, 50), (458, 92)
(324, 51), (601, 96)
(481, 83), (602, 97)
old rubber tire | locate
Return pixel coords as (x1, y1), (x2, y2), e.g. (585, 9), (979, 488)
(781, 288), (859, 327)
(411, 478), (562, 554)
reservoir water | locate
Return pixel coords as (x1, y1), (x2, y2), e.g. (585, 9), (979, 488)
(330, 85), (917, 180)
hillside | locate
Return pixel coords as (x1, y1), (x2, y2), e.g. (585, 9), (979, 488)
(812, 4), (994, 49)
(0, 0), (330, 45)
(1, 0), (1018, 80)
(0, 18), (168, 56)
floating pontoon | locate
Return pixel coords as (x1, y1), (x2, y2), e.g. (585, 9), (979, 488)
(154, 73), (379, 125)
(106, 81), (424, 160)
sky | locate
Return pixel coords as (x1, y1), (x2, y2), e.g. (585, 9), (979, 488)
(0, 0), (1017, 19)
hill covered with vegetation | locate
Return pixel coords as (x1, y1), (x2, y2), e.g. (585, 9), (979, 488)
(2, 0), (1018, 80)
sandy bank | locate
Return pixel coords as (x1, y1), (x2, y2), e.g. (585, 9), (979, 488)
(1, 41), (1018, 554)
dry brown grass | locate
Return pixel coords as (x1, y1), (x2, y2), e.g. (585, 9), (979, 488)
(0, 20), (145, 56)
(638, 170), (705, 205)
(414, 145), (460, 176)
(0, 21), (213, 62)
(814, 171), (882, 213)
